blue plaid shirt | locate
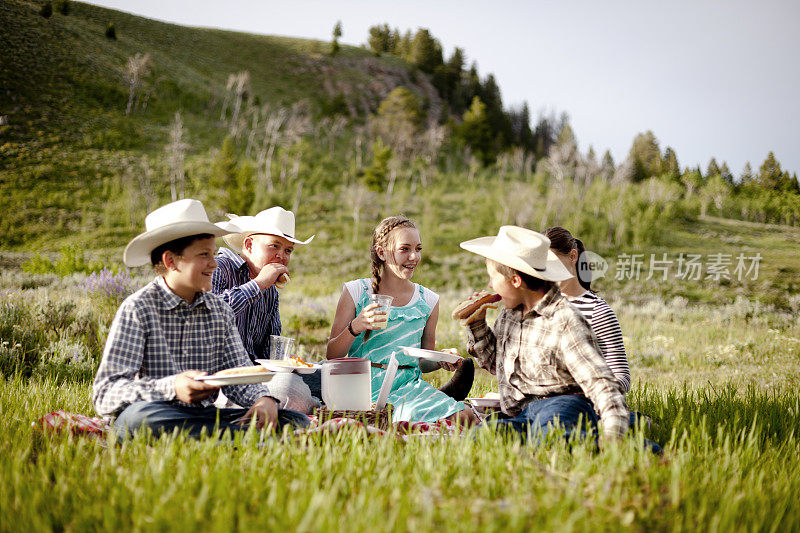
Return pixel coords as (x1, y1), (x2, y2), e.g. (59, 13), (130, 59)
(211, 247), (281, 361)
(93, 277), (272, 419)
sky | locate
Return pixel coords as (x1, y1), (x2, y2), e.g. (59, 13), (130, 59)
(83, 0), (800, 176)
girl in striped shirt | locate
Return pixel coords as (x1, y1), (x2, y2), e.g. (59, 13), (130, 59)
(544, 227), (631, 393)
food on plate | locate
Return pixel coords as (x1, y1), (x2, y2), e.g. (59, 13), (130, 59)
(451, 290), (501, 325)
(289, 355), (313, 367)
(274, 273), (290, 289)
(264, 356), (314, 368)
(212, 365), (269, 377)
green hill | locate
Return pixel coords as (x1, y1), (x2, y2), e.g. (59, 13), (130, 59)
(0, 0), (437, 247)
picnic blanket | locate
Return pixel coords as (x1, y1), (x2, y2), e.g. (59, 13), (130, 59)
(34, 411), (462, 441)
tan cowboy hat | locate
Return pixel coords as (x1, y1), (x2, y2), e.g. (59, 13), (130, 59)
(460, 226), (573, 282)
(123, 199), (238, 267)
(222, 207), (315, 253)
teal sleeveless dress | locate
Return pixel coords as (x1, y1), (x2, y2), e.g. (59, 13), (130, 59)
(346, 279), (466, 423)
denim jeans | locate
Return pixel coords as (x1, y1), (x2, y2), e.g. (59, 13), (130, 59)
(483, 394), (600, 446)
(114, 400), (310, 441)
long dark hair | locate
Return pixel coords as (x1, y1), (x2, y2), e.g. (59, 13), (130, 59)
(544, 226), (591, 291)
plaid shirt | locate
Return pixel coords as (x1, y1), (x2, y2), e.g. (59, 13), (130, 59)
(93, 277), (273, 419)
(211, 247), (281, 361)
(468, 285), (629, 440)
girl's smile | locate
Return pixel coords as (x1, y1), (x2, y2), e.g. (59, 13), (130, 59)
(381, 227), (422, 280)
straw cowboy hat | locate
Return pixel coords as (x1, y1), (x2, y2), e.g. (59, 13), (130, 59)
(222, 207), (315, 253)
(123, 199), (238, 267)
(460, 226), (573, 282)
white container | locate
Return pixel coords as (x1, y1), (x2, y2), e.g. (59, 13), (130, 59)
(321, 358), (372, 411)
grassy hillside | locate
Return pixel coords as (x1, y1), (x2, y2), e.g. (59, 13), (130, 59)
(0, 0), (432, 248)
(2, 1), (798, 312)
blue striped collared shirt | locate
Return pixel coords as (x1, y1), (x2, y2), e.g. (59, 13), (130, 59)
(211, 247), (281, 360)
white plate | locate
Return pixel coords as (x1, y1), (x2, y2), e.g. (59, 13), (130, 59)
(255, 359), (319, 374)
(466, 397), (502, 408)
(195, 372), (275, 386)
(400, 346), (463, 364)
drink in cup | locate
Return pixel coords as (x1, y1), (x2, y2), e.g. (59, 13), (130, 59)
(269, 335), (295, 360)
(368, 294), (393, 329)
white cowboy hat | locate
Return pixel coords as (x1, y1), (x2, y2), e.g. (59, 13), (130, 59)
(222, 207), (315, 253)
(460, 226), (573, 282)
(123, 199), (238, 267)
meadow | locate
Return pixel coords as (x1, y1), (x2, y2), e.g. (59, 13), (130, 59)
(3, 2), (800, 530)
(2, 216), (799, 531)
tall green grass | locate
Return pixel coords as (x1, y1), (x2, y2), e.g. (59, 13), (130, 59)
(2, 376), (798, 532)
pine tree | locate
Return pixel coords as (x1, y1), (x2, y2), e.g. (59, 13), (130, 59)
(758, 152), (794, 191)
(330, 21), (342, 56)
(410, 29), (443, 73)
(628, 131), (662, 182)
(706, 157), (721, 179)
(376, 87), (423, 127)
(362, 140), (393, 191)
(398, 30), (413, 60)
(532, 113), (557, 161)
(740, 162), (754, 184)
(662, 147), (680, 181)
(718, 162), (733, 185)
(457, 96), (496, 166)
(368, 24), (391, 55)
(209, 137), (239, 207)
(509, 103), (533, 152)
(479, 74), (512, 147)
(600, 150), (615, 181)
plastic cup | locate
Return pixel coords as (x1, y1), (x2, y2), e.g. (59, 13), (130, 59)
(269, 335), (295, 360)
(368, 294), (393, 330)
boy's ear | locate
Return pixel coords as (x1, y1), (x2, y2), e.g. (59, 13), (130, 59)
(243, 235), (252, 254)
(510, 273), (524, 289)
(162, 250), (177, 271)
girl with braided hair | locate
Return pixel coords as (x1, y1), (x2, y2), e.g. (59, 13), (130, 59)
(327, 215), (477, 425)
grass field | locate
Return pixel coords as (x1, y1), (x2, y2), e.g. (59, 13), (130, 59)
(3, 2), (800, 530)
(2, 216), (800, 531)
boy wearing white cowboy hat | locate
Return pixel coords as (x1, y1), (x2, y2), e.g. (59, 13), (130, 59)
(93, 199), (309, 439)
(459, 226), (629, 445)
(211, 206), (319, 413)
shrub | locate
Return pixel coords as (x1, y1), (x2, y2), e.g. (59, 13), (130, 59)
(36, 336), (96, 382)
(21, 253), (56, 275)
(0, 303), (47, 377)
(21, 246), (106, 277)
(39, 2), (52, 18)
(54, 0), (69, 15)
(105, 23), (116, 40)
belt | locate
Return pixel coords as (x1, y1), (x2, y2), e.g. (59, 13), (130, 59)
(535, 391), (585, 401)
(371, 362), (415, 370)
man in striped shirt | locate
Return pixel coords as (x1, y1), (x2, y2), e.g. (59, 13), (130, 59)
(211, 207), (319, 412)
